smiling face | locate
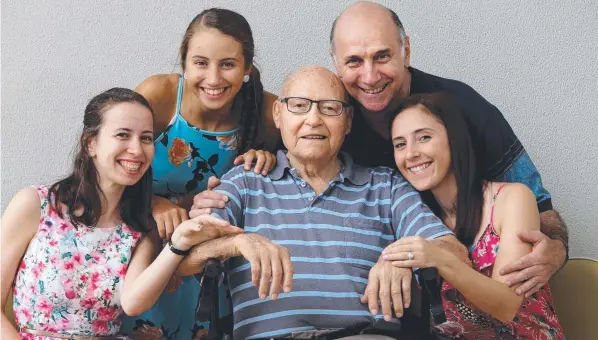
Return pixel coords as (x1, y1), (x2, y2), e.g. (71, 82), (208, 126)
(331, 3), (410, 114)
(273, 67), (352, 165)
(391, 105), (452, 191)
(88, 102), (155, 189)
(183, 27), (249, 111)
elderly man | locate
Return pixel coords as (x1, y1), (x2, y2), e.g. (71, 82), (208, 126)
(329, 1), (569, 296)
(179, 66), (466, 339)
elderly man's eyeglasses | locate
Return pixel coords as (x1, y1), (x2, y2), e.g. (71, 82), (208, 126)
(279, 97), (350, 116)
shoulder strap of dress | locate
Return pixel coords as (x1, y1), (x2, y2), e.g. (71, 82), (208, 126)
(175, 73), (184, 116)
(489, 184), (508, 227)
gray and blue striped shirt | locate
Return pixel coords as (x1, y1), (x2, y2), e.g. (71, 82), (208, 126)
(212, 150), (452, 339)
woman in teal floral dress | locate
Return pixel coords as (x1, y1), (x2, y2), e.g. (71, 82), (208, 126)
(119, 8), (279, 340)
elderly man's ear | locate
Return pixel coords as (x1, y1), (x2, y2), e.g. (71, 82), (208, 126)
(345, 107), (354, 135)
(272, 99), (281, 129)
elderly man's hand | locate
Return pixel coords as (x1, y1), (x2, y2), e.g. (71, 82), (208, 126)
(362, 257), (412, 321)
(234, 233), (294, 300)
(499, 230), (566, 297)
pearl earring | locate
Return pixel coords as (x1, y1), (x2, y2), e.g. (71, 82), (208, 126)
(243, 74), (250, 83)
(183, 73), (188, 80)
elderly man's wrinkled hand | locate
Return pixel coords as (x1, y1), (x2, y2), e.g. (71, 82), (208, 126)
(499, 230), (566, 297)
(361, 258), (412, 321)
(233, 233), (294, 300)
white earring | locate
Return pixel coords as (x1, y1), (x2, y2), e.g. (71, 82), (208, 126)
(183, 73), (188, 80)
(243, 74), (250, 83)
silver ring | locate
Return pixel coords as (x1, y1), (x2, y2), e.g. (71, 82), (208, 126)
(407, 251), (414, 260)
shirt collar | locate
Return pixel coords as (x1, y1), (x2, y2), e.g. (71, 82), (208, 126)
(269, 150), (370, 186)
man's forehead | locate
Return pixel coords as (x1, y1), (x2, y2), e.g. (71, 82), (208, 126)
(282, 69), (345, 99)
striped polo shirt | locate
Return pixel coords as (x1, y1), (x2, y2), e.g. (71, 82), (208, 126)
(212, 150), (452, 339)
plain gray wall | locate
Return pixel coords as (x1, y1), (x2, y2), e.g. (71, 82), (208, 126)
(2, 1), (597, 259)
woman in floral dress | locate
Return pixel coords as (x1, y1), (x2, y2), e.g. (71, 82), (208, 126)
(120, 8), (279, 340)
(383, 93), (565, 339)
(1, 88), (242, 339)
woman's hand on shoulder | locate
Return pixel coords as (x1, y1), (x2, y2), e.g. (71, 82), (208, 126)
(234, 149), (277, 176)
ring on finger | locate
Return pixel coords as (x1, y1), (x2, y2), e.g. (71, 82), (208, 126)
(407, 251), (414, 261)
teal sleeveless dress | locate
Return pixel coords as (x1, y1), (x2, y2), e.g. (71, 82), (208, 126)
(120, 74), (237, 339)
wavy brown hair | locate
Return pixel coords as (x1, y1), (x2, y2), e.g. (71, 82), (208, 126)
(49, 88), (154, 232)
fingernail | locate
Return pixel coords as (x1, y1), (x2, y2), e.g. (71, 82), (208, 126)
(260, 294), (266, 299)
(396, 312), (403, 317)
(404, 303), (409, 308)
(371, 309), (377, 315)
(272, 294), (278, 300)
(284, 286), (291, 293)
(382, 255), (388, 260)
(384, 315), (391, 321)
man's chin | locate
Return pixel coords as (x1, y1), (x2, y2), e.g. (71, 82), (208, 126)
(357, 98), (391, 114)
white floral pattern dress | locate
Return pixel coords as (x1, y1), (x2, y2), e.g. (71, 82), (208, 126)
(12, 186), (142, 339)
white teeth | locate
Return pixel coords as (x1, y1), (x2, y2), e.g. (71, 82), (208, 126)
(409, 162), (431, 173)
(303, 136), (325, 139)
(362, 85), (386, 94)
(203, 88), (226, 95)
(120, 161), (141, 172)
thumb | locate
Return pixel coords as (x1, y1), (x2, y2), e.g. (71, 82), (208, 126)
(207, 176), (221, 191)
(517, 230), (545, 244)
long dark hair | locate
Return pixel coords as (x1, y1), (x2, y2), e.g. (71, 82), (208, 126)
(391, 93), (484, 247)
(49, 88), (154, 233)
(179, 8), (263, 152)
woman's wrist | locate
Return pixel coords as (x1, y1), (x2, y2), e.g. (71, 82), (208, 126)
(169, 231), (191, 252)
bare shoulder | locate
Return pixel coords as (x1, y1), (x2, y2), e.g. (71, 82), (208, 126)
(495, 182), (536, 205)
(492, 182), (540, 233)
(136, 73), (180, 134)
(1, 187), (41, 235)
(6, 187), (41, 214)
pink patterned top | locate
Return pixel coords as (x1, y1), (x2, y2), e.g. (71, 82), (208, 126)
(12, 186), (142, 339)
(433, 185), (565, 339)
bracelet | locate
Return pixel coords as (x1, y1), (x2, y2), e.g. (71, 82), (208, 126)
(168, 239), (191, 256)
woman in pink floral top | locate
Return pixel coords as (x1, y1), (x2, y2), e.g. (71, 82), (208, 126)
(383, 93), (565, 339)
(1, 88), (242, 340)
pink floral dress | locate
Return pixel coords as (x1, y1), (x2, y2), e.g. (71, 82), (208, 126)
(433, 185), (565, 339)
(12, 186), (142, 339)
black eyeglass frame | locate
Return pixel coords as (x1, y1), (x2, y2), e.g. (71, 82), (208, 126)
(278, 97), (351, 116)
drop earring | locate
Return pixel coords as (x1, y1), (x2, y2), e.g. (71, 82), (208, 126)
(243, 74), (250, 83)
